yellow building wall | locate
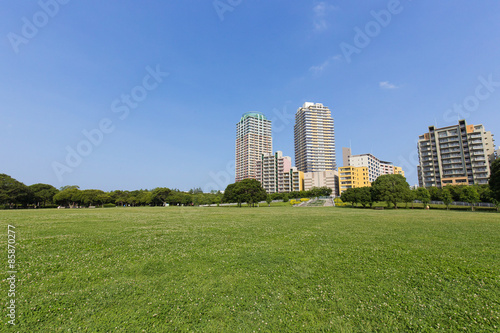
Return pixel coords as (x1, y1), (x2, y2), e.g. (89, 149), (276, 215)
(339, 166), (370, 194)
(393, 166), (405, 177)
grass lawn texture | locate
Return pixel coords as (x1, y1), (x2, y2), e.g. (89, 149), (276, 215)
(1, 207), (500, 332)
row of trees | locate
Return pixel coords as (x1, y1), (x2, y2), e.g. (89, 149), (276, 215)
(419, 184), (494, 203)
(2, 158), (499, 209)
(341, 165), (500, 211)
(267, 187), (333, 201)
(0, 174), (223, 209)
(221, 179), (333, 207)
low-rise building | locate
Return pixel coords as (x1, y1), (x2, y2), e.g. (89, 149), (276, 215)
(339, 166), (370, 194)
(340, 148), (405, 193)
(303, 170), (339, 197)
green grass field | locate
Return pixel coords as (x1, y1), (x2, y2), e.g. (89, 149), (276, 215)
(1, 207), (500, 332)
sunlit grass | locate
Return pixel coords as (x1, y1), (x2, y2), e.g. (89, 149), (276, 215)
(1, 207), (499, 331)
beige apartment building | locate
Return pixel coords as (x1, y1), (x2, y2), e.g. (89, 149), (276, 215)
(417, 120), (495, 188)
(294, 102), (336, 173)
(255, 151), (304, 193)
(303, 170), (339, 197)
(235, 112), (272, 182)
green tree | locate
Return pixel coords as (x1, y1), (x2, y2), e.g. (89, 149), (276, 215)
(223, 179), (267, 207)
(111, 190), (129, 206)
(266, 195), (272, 207)
(137, 190), (152, 206)
(448, 185), (464, 202)
(428, 186), (442, 201)
(492, 199), (500, 212)
(309, 187), (332, 197)
(402, 187), (416, 209)
(53, 188), (81, 208)
(0, 174), (33, 208)
(151, 187), (171, 206)
(29, 183), (58, 207)
(340, 188), (358, 207)
(460, 186), (480, 211)
(80, 189), (107, 207)
(489, 158), (500, 202)
(213, 195), (222, 207)
(193, 193), (206, 206)
(415, 188), (431, 207)
(357, 187), (373, 208)
(282, 194), (290, 203)
(476, 185), (493, 203)
(188, 187), (203, 194)
(371, 174), (411, 209)
(442, 188), (453, 210)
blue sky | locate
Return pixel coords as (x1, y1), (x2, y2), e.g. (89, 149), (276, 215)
(1, 0), (500, 191)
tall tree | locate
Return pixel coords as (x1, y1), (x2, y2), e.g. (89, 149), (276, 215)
(266, 195), (272, 207)
(29, 183), (58, 207)
(402, 187), (416, 209)
(371, 174), (411, 209)
(357, 187), (373, 208)
(53, 188), (82, 208)
(415, 188), (431, 207)
(340, 188), (358, 207)
(442, 188), (453, 210)
(151, 188), (171, 206)
(428, 186), (442, 201)
(447, 185), (464, 202)
(0, 174), (32, 208)
(223, 179), (267, 207)
(460, 186), (480, 211)
(489, 158), (500, 202)
(80, 189), (108, 207)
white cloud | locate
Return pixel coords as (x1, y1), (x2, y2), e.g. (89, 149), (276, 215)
(379, 81), (399, 89)
(313, 2), (337, 32)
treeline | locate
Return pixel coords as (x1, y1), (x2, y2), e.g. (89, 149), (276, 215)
(221, 179), (333, 207)
(341, 173), (500, 211)
(0, 174), (222, 209)
(267, 187), (333, 201)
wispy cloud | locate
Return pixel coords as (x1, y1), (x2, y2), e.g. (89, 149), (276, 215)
(313, 2), (337, 32)
(309, 55), (342, 74)
(379, 81), (400, 90)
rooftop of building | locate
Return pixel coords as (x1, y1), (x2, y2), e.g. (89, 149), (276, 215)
(240, 112), (268, 122)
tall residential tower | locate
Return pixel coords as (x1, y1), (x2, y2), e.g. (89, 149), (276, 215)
(294, 102), (336, 173)
(417, 120), (495, 188)
(235, 112), (272, 182)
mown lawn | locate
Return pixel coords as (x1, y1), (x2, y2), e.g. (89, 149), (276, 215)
(1, 207), (499, 332)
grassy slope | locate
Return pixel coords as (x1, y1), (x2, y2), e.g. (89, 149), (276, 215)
(1, 207), (499, 332)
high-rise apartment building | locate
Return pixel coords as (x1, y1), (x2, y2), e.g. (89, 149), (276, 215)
(255, 151), (304, 193)
(417, 120), (495, 188)
(294, 102), (336, 173)
(235, 112), (272, 182)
